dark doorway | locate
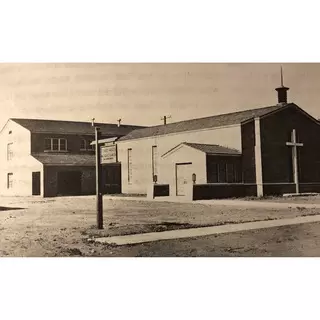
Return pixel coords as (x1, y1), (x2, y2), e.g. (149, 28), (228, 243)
(102, 164), (121, 194)
(32, 172), (41, 195)
(57, 171), (82, 196)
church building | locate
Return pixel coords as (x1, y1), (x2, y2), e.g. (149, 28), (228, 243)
(114, 79), (320, 199)
(0, 118), (144, 197)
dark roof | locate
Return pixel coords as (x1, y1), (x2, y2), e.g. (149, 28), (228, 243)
(32, 153), (95, 166)
(119, 104), (285, 141)
(11, 118), (145, 136)
(184, 143), (241, 155)
(162, 142), (241, 157)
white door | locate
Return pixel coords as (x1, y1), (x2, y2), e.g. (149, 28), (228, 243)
(176, 163), (192, 196)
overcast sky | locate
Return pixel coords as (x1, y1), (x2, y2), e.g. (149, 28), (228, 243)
(0, 63), (319, 130)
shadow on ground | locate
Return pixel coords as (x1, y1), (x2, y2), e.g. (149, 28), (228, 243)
(0, 206), (25, 211)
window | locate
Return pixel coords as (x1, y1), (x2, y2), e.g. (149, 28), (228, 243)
(208, 163), (219, 183)
(226, 163), (234, 183)
(44, 138), (68, 151)
(7, 143), (13, 161)
(80, 139), (86, 150)
(128, 149), (132, 183)
(152, 146), (158, 177)
(45, 138), (51, 150)
(7, 173), (13, 189)
(218, 163), (227, 183)
(59, 139), (66, 151)
(207, 157), (242, 183)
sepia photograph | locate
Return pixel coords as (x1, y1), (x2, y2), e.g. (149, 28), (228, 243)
(1, 2), (320, 320)
(1, 63), (320, 257)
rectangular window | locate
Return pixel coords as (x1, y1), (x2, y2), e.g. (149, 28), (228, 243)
(45, 138), (51, 150)
(128, 148), (132, 184)
(226, 163), (235, 183)
(7, 173), (13, 189)
(52, 138), (59, 150)
(152, 146), (158, 177)
(44, 138), (68, 151)
(209, 163), (219, 183)
(7, 143), (13, 161)
(59, 139), (67, 151)
(80, 139), (86, 150)
(218, 163), (227, 183)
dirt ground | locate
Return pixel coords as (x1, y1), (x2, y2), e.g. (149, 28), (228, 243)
(1, 195), (320, 257)
(245, 194), (320, 204)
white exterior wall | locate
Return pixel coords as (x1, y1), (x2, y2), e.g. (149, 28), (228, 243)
(162, 145), (206, 196)
(0, 120), (43, 196)
(118, 124), (242, 194)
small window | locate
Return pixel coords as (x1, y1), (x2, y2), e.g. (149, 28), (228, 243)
(218, 163), (227, 183)
(8, 130), (12, 134)
(152, 146), (158, 177)
(128, 148), (133, 184)
(52, 138), (59, 151)
(45, 138), (51, 150)
(7, 173), (13, 189)
(59, 139), (67, 151)
(7, 143), (13, 161)
(80, 139), (86, 150)
(208, 163), (219, 183)
(226, 163), (235, 183)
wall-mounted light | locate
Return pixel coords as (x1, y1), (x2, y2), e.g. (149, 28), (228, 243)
(153, 174), (158, 184)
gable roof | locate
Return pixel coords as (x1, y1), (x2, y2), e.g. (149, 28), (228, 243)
(162, 142), (241, 158)
(118, 104), (285, 141)
(184, 143), (241, 155)
(32, 153), (95, 166)
(10, 118), (145, 136)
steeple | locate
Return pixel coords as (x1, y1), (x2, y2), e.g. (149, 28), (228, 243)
(275, 66), (289, 104)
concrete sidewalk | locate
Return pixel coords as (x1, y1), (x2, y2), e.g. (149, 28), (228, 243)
(103, 195), (320, 209)
(94, 214), (320, 246)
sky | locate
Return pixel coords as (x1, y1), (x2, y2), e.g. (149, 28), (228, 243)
(0, 63), (320, 130)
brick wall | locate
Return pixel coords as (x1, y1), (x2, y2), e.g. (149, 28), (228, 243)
(260, 105), (320, 184)
(44, 166), (95, 197)
(241, 120), (256, 183)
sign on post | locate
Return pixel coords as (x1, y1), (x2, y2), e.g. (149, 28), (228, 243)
(101, 145), (117, 164)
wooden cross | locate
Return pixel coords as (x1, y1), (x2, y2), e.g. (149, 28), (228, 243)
(286, 129), (304, 194)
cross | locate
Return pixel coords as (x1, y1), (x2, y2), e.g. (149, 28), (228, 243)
(117, 118), (122, 127)
(161, 115), (171, 125)
(286, 129), (304, 194)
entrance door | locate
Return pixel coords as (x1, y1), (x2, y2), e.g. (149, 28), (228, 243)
(176, 163), (192, 196)
(103, 164), (121, 194)
(57, 171), (82, 196)
(32, 172), (41, 195)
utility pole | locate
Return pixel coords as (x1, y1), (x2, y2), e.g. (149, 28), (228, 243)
(161, 115), (171, 125)
(92, 118), (103, 229)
